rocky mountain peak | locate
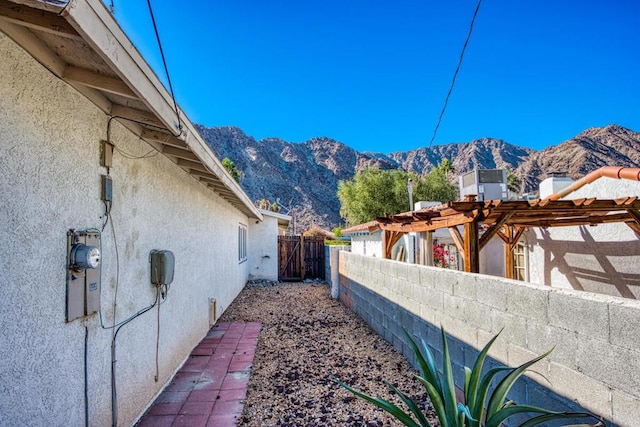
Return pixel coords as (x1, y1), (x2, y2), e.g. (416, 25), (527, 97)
(197, 124), (639, 230)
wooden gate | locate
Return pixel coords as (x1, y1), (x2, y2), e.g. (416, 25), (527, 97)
(278, 236), (325, 281)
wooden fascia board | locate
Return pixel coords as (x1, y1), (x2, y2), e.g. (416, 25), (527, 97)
(61, 0), (182, 134)
(181, 123), (261, 219)
(9, 0), (67, 13)
(63, 65), (138, 99)
(5, 0), (260, 219)
(0, 0), (80, 39)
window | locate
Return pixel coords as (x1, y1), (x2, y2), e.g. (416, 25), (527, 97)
(512, 241), (528, 281)
(238, 223), (247, 263)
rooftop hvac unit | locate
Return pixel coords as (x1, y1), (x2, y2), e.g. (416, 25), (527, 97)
(459, 169), (508, 201)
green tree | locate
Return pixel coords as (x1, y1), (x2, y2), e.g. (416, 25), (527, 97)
(506, 169), (522, 195)
(222, 157), (240, 183)
(437, 158), (455, 175)
(338, 168), (457, 226)
(422, 168), (458, 203)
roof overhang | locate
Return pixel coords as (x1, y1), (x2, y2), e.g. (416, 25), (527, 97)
(0, 0), (262, 220)
(258, 209), (292, 228)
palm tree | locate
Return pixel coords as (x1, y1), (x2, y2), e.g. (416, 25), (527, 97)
(507, 169), (522, 195)
(438, 159), (455, 175)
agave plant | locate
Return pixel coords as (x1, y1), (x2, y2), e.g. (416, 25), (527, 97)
(335, 327), (604, 427)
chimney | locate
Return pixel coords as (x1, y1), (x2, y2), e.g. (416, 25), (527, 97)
(539, 171), (574, 199)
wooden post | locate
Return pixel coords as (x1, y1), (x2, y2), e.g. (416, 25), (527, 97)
(504, 241), (514, 279)
(463, 221), (479, 273)
(300, 236), (305, 279)
(461, 195), (480, 273)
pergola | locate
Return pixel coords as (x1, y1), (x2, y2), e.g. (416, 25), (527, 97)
(369, 195), (640, 278)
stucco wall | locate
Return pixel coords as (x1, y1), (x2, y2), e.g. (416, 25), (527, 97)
(348, 231), (383, 258)
(338, 251), (640, 426)
(528, 177), (640, 298)
(248, 211), (279, 280)
(0, 34), (249, 426)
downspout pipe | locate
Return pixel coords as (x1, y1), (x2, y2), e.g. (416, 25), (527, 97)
(546, 166), (640, 201)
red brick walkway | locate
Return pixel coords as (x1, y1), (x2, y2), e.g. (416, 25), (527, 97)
(136, 322), (261, 427)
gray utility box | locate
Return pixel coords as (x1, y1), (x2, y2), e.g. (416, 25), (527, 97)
(66, 230), (101, 322)
(459, 169), (508, 201)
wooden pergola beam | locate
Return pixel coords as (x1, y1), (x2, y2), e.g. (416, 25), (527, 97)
(626, 209), (640, 237)
(448, 226), (465, 257)
(479, 212), (513, 250)
(383, 230), (404, 259)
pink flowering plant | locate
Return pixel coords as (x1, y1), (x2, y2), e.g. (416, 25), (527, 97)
(433, 244), (450, 268)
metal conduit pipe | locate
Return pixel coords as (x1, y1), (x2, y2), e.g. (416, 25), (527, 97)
(546, 166), (640, 201)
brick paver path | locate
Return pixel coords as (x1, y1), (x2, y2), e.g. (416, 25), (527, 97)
(136, 322), (261, 427)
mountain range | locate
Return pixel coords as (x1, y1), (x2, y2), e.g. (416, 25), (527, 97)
(195, 124), (640, 230)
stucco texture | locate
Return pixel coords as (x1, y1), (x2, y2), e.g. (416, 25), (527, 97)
(247, 211), (279, 280)
(0, 33), (249, 426)
(528, 177), (640, 298)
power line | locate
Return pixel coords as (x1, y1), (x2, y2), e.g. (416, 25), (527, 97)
(146, 0), (183, 133)
(428, 0), (483, 148)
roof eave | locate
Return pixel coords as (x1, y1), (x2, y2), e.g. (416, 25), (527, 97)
(1, 0), (262, 220)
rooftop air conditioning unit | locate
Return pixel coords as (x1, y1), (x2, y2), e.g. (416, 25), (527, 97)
(459, 169), (507, 201)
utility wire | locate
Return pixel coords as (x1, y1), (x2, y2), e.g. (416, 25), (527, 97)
(146, 0), (183, 133)
(428, 0), (483, 148)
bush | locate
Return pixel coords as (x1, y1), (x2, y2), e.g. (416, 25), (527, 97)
(336, 327), (604, 427)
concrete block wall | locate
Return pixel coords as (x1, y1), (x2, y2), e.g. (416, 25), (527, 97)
(338, 251), (640, 426)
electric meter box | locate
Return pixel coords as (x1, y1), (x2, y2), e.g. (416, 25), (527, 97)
(150, 250), (175, 286)
(66, 230), (101, 322)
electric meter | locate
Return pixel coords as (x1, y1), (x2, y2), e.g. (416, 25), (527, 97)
(70, 243), (100, 270)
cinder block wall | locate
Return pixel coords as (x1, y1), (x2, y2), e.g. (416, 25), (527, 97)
(338, 251), (640, 426)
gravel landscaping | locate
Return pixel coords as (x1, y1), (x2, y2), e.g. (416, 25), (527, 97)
(218, 281), (436, 426)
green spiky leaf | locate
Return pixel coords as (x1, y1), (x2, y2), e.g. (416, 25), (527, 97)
(518, 412), (604, 427)
(414, 375), (450, 427)
(486, 348), (553, 418)
(334, 378), (421, 427)
(384, 380), (433, 427)
(441, 327), (459, 426)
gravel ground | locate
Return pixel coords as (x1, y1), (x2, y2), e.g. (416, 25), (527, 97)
(218, 281), (436, 426)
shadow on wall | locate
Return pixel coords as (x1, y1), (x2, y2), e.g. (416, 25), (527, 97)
(536, 227), (640, 299)
(343, 279), (614, 427)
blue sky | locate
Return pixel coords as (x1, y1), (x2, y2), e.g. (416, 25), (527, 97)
(108, 1), (640, 153)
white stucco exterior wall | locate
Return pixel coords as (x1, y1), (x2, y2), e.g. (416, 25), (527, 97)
(0, 34), (250, 426)
(527, 177), (640, 298)
(248, 210), (289, 280)
(348, 231), (383, 258)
